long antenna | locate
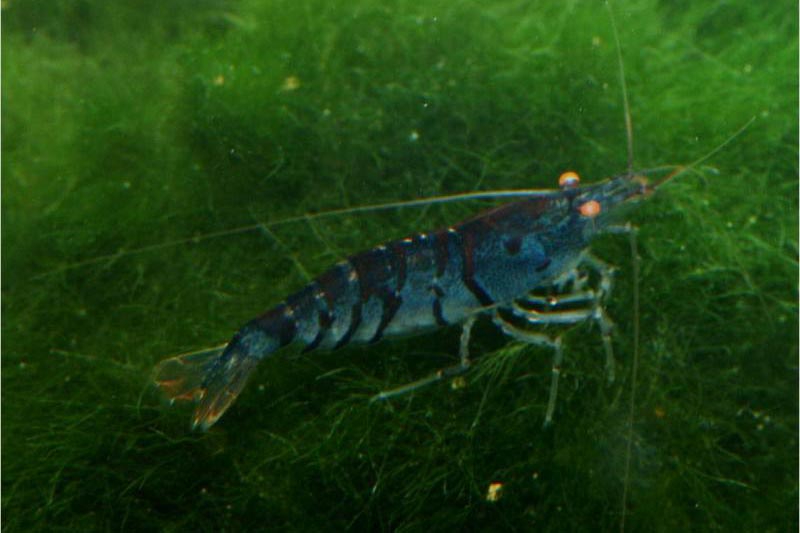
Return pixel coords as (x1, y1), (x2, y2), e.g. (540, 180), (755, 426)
(606, 2), (637, 531)
(654, 116), (756, 188)
(32, 187), (563, 279)
(607, 1), (634, 174)
(620, 229), (640, 533)
(34, 25), (751, 286)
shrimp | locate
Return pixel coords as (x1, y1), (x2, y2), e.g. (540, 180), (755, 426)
(154, 162), (677, 431)
(152, 9), (753, 433)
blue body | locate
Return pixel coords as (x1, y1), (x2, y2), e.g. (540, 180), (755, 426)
(155, 173), (651, 429)
(252, 195), (586, 353)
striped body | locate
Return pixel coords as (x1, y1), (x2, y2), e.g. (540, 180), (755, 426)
(247, 195), (587, 357)
(154, 173), (649, 429)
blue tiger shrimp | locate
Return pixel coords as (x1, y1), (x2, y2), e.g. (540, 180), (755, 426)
(154, 166), (656, 431)
(152, 7), (751, 434)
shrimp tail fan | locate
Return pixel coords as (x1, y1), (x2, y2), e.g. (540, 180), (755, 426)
(153, 337), (262, 430)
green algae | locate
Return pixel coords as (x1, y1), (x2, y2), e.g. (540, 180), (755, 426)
(3, 0), (797, 530)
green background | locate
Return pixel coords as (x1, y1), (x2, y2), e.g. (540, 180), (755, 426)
(3, 0), (797, 531)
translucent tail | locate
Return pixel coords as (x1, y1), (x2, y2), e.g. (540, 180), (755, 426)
(153, 342), (261, 431)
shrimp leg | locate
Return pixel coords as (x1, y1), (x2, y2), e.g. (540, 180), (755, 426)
(492, 312), (564, 426)
(582, 253), (618, 382)
(495, 259), (617, 425)
(370, 316), (476, 402)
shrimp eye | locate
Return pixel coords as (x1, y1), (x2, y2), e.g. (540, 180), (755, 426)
(558, 171), (580, 189)
(579, 200), (601, 218)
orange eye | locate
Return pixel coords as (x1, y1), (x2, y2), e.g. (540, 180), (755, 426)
(558, 171), (580, 188)
(579, 200), (601, 218)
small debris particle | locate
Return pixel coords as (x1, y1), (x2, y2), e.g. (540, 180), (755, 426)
(592, 36), (602, 47)
(213, 75), (225, 86)
(486, 482), (504, 502)
(450, 376), (466, 390)
(408, 130), (420, 142)
(282, 75), (301, 91)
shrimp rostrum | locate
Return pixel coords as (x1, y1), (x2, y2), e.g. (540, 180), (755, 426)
(155, 169), (660, 431)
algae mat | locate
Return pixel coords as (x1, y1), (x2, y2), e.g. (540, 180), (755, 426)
(3, 0), (797, 531)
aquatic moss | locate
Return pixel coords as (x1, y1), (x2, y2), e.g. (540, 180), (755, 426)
(3, 0), (797, 531)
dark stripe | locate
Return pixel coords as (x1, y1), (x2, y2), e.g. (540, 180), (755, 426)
(460, 230), (494, 306)
(504, 236), (522, 255)
(302, 305), (332, 353)
(429, 284), (445, 298)
(369, 292), (402, 343)
(535, 257), (552, 272)
(349, 247), (393, 300)
(369, 241), (408, 343)
(348, 244), (409, 344)
(334, 262), (362, 349)
(317, 263), (350, 309)
(434, 230), (449, 277)
(254, 303), (297, 347)
(300, 283), (325, 353)
(311, 264), (351, 350)
(303, 331), (323, 352)
(432, 298), (448, 326)
(335, 301), (361, 349)
(428, 284), (448, 326)
(319, 307), (334, 328)
(278, 311), (297, 346)
(391, 241), (408, 293)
